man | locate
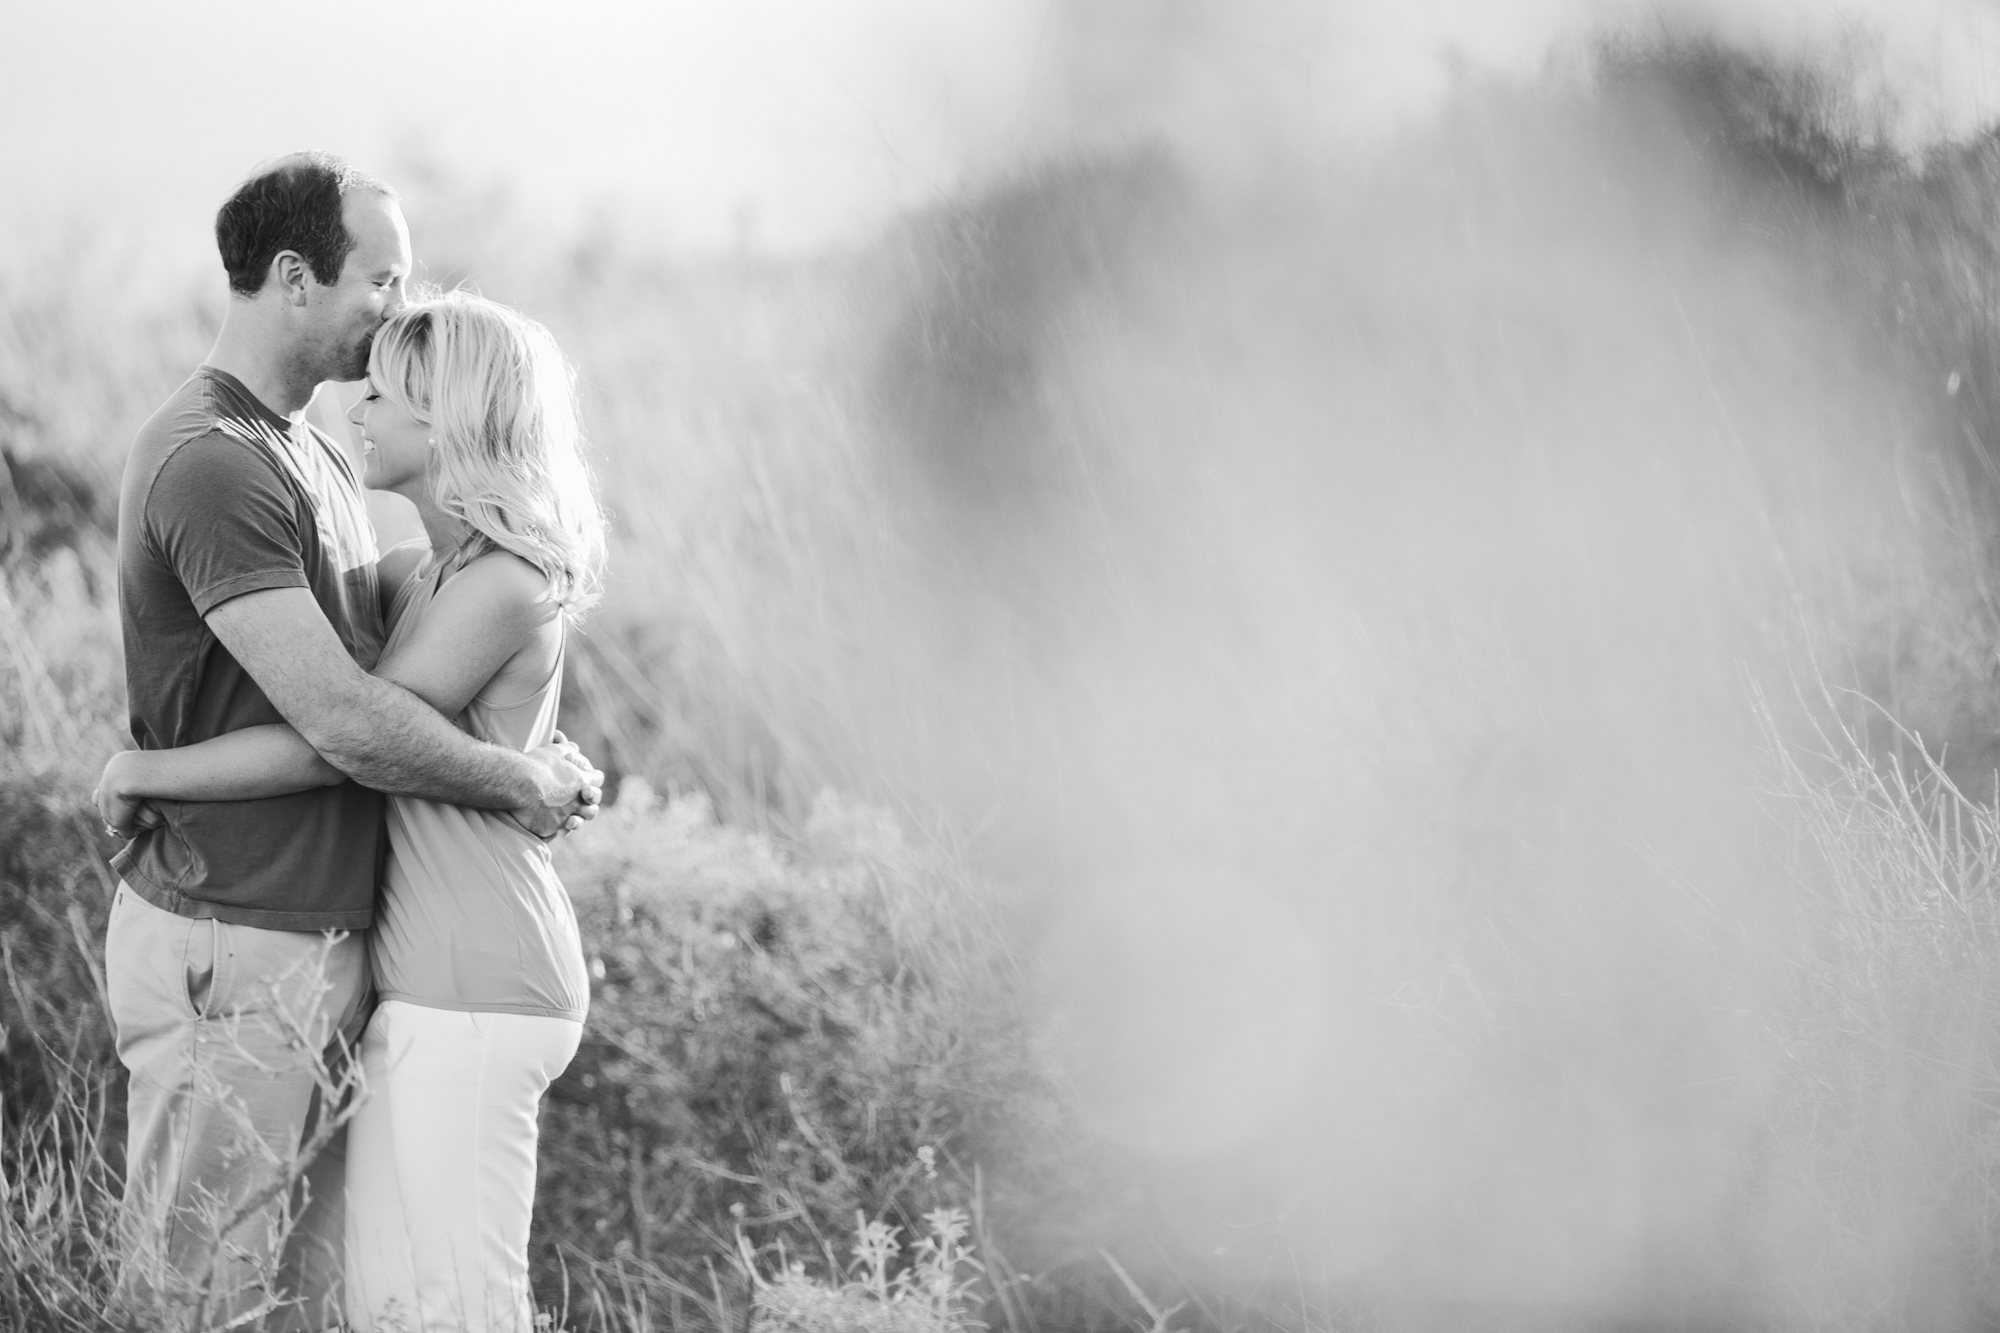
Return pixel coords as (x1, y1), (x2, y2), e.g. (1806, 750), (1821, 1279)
(102, 152), (601, 1331)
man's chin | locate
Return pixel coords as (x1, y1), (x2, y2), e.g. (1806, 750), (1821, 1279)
(334, 335), (376, 384)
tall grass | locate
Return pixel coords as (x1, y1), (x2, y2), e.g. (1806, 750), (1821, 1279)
(15, 27), (2000, 1332)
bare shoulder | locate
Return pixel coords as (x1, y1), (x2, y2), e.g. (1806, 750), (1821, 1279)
(374, 547), (558, 710)
(435, 550), (558, 628)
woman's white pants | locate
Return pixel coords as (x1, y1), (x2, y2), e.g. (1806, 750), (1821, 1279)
(345, 999), (581, 1333)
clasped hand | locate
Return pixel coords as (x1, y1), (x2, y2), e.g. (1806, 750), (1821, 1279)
(509, 731), (605, 841)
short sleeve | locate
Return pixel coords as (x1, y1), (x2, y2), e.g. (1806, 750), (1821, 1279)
(145, 432), (310, 616)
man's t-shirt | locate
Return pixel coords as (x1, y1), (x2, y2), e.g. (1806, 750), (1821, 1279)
(112, 367), (386, 930)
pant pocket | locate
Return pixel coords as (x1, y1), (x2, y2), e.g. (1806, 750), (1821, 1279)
(184, 918), (216, 1019)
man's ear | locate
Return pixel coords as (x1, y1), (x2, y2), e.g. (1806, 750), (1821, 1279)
(270, 250), (312, 307)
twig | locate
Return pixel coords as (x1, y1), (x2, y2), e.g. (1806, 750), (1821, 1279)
(1100, 1251), (1185, 1333)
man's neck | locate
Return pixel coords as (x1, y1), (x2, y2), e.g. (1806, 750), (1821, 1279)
(205, 302), (318, 418)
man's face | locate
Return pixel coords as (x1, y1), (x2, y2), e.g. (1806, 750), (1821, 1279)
(302, 191), (410, 384)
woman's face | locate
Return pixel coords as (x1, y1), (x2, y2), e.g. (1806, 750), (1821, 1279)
(350, 370), (430, 495)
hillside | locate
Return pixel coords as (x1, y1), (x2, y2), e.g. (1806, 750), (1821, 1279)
(13, 32), (2000, 1333)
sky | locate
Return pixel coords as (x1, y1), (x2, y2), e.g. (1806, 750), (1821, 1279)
(6, 0), (2000, 269)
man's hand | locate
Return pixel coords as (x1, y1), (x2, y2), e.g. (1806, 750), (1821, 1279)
(509, 732), (604, 841)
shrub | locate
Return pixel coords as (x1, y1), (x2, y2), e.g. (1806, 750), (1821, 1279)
(748, 1199), (987, 1333)
(534, 783), (1057, 1332)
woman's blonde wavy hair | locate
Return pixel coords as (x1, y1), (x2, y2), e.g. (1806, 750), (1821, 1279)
(368, 291), (606, 615)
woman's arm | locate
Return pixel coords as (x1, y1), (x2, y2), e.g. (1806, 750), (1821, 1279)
(94, 725), (343, 836)
(94, 551), (562, 838)
(95, 541), (432, 825)
(371, 550), (558, 717)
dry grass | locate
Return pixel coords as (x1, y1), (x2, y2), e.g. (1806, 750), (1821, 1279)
(16, 29), (2000, 1333)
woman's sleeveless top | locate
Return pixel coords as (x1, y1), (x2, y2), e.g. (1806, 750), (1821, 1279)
(370, 556), (589, 1022)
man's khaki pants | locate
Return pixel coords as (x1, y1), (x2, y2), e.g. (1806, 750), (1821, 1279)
(105, 884), (370, 1333)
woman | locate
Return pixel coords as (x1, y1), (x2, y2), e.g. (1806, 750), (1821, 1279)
(94, 292), (605, 1333)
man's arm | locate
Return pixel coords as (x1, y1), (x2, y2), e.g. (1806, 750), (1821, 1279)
(203, 585), (594, 820)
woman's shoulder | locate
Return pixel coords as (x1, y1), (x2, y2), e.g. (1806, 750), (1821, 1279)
(452, 550), (564, 706)
(435, 548), (560, 640)
(451, 548), (554, 604)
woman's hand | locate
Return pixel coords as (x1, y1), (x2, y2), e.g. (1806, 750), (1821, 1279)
(92, 751), (161, 840)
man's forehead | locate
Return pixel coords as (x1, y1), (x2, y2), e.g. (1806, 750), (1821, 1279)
(342, 191), (410, 272)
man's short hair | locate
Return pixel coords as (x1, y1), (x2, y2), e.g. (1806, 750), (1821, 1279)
(214, 151), (395, 298)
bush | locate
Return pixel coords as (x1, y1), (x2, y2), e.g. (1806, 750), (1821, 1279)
(748, 1199), (987, 1333)
(531, 782), (1055, 1332)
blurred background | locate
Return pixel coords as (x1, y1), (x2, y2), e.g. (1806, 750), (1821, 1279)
(10, 0), (2000, 264)
(17, 3), (2000, 1331)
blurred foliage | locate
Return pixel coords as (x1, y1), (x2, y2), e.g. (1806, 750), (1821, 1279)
(534, 783), (1063, 1328)
(18, 27), (2000, 1333)
(748, 1202), (987, 1333)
